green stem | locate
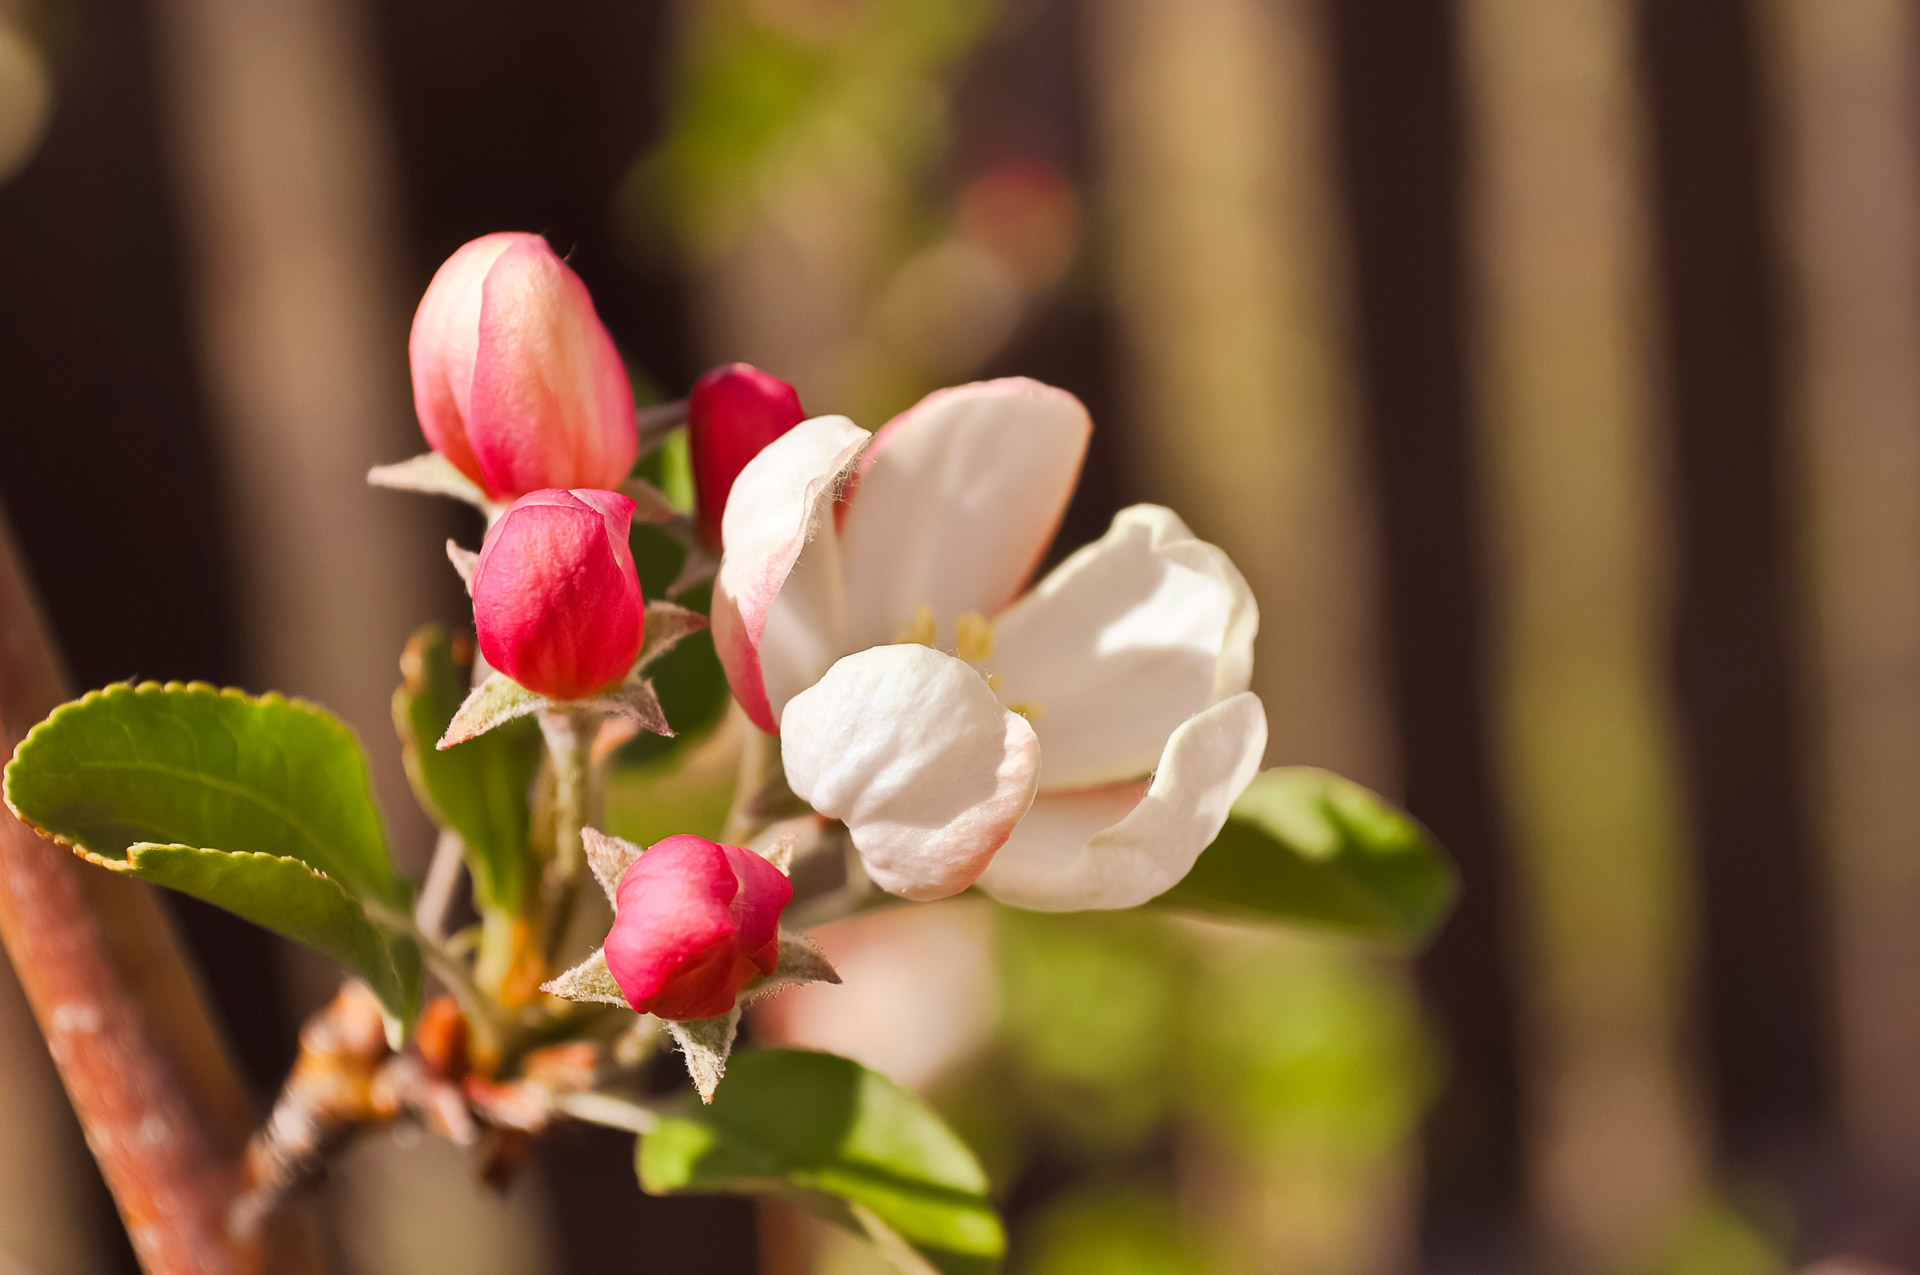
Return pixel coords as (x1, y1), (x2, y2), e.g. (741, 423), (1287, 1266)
(723, 705), (785, 844)
(367, 901), (507, 1060)
(538, 707), (597, 961)
(473, 906), (517, 994)
(416, 932), (505, 1060)
(551, 1090), (662, 1135)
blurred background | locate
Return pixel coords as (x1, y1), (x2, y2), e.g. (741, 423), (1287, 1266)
(0, 0), (1916, 1271)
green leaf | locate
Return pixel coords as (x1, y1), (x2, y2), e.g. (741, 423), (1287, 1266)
(4, 681), (421, 1027)
(130, 846), (421, 1032)
(6, 682), (407, 904)
(1156, 768), (1457, 945)
(639, 1050), (1003, 1275)
(394, 627), (541, 913)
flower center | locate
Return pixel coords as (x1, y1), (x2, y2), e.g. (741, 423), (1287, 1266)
(954, 612), (995, 663)
(893, 605), (1044, 723)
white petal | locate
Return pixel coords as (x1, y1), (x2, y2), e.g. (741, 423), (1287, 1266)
(837, 378), (1090, 650)
(975, 692), (1268, 911)
(781, 644), (1041, 901)
(990, 505), (1255, 789)
(711, 416), (867, 732)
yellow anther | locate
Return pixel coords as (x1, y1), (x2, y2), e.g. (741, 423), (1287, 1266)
(955, 612), (996, 663)
(1007, 701), (1045, 723)
(896, 603), (938, 647)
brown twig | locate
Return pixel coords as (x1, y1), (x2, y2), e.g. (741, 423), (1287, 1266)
(0, 510), (266, 1273)
(233, 986), (617, 1231)
(230, 984), (477, 1238)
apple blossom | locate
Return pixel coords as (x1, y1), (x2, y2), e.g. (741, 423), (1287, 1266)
(602, 834), (792, 1020)
(472, 488), (645, 700)
(409, 232), (637, 501)
(687, 363), (807, 551)
(712, 378), (1268, 909)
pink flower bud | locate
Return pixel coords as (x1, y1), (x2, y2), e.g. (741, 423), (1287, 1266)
(472, 489), (645, 700)
(410, 233), (638, 501)
(687, 363), (807, 550)
(603, 834), (792, 1020)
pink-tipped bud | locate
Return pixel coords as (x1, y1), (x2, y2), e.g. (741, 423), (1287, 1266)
(472, 489), (645, 700)
(410, 233), (638, 501)
(687, 363), (807, 551)
(603, 835), (792, 1020)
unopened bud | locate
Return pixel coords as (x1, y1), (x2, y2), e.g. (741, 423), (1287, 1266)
(603, 834), (791, 1020)
(687, 363), (806, 551)
(471, 489), (644, 700)
(410, 233), (637, 501)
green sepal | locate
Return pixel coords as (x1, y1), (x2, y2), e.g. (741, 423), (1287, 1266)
(1157, 767), (1456, 946)
(638, 1049), (1004, 1275)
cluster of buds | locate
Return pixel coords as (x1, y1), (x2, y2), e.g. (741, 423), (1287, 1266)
(391, 232), (826, 1039)
(387, 229), (1266, 1062)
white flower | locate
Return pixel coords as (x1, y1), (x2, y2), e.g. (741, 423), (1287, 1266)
(712, 378), (1267, 910)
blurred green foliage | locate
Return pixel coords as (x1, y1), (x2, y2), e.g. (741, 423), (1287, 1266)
(625, 429), (730, 769)
(938, 909), (1436, 1272)
(1649, 1203), (1788, 1275)
(1023, 1190), (1213, 1275)
(636, 0), (998, 261)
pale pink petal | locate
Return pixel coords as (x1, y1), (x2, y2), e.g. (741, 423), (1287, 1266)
(781, 644), (1041, 901)
(1157, 523), (1258, 702)
(975, 692), (1268, 911)
(752, 901), (998, 1092)
(408, 232), (525, 491)
(989, 505), (1253, 789)
(837, 378), (1090, 649)
(468, 238), (638, 496)
(711, 416), (869, 732)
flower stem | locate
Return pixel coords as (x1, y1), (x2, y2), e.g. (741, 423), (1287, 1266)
(723, 704), (786, 844)
(538, 707), (598, 962)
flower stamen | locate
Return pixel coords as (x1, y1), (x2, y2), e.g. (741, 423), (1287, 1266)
(896, 603), (938, 647)
(955, 612), (995, 663)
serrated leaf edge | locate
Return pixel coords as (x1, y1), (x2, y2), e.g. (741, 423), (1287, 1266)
(124, 844), (418, 1033)
(4, 680), (383, 862)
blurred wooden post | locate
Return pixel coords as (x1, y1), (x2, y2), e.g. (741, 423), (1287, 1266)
(1461, 0), (1706, 1263)
(1086, 0), (1407, 1269)
(1085, 0), (1393, 794)
(1322, 0), (1531, 1265)
(144, 0), (555, 1268)
(0, 510), (262, 1273)
(143, 0), (440, 870)
(1636, 0), (1829, 1170)
(1770, 0), (1920, 1207)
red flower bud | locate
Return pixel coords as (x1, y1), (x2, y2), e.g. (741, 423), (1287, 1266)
(603, 835), (792, 1020)
(687, 363), (807, 551)
(472, 489), (644, 700)
(410, 233), (637, 501)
